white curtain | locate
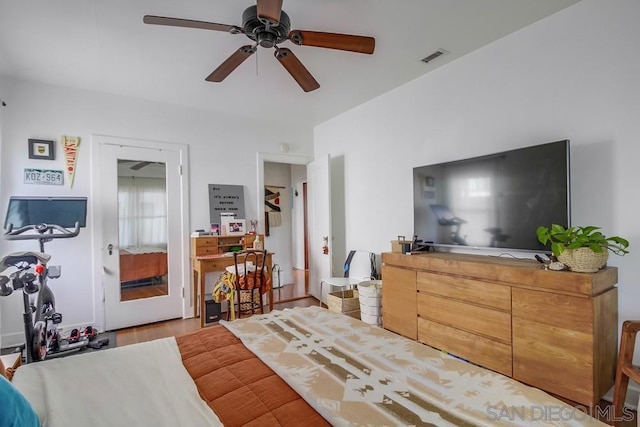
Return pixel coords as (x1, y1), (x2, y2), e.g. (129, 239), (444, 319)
(118, 177), (167, 249)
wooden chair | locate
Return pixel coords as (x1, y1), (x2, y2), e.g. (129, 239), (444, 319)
(0, 352), (22, 381)
(613, 320), (640, 418)
(230, 249), (268, 320)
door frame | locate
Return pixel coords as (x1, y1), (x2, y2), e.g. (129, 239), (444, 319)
(256, 152), (312, 288)
(256, 152), (313, 218)
(91, 134), (190, 331)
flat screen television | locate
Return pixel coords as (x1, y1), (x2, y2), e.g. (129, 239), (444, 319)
(4, 196), (88, 229)
(413, 140), (570, 253)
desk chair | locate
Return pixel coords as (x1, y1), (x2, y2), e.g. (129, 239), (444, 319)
(613, 320), (640, 418)
(230, 249), (268, 320)
(320, 250), (377, 307)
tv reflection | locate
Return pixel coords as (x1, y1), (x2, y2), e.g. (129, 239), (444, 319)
(429, 204), (469, 246)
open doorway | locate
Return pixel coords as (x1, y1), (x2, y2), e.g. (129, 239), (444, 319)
(263, 161), (309, 303)
(257, 152), (313, 305)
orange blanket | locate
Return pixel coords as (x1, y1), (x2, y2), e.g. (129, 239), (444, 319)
(176, 325), (328, 426)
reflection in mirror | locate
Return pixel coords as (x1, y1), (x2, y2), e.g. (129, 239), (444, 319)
(116, 159), (168, 302)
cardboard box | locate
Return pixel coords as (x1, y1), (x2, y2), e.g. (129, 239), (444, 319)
(391, 240), (411, 253)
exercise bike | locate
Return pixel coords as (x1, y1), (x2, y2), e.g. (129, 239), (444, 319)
(0, 222), (90, 363)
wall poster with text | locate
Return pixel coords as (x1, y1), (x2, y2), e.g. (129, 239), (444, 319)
(208, 184), (245, 227)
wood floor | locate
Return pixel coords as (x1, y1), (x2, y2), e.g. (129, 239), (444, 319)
(121, 282), (168, 301)
(116, 268), (313, 346)
(272, 268), (310, 301)
(119, 268), (308, 302)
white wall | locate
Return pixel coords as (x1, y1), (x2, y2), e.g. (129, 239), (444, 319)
(0, 78), (312, 346)
(264, 162), (293, 285)
(314, 0), (640, 346)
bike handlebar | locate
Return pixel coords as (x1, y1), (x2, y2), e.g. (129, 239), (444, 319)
(0, 251), (51, 271)
(3, 222), (81, 240)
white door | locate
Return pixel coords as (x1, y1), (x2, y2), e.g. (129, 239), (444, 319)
(307, 154), (332, 304)
(99, 141), (185, 330)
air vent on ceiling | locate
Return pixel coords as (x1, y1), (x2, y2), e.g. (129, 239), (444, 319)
(421, 49), (447, 64)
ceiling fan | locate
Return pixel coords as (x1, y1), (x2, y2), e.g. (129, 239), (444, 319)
(143, 0), (375, 92)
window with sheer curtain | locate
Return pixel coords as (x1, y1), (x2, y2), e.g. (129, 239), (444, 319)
(118, 177), (167, 249)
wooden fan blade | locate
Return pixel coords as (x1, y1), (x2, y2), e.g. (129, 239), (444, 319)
(143, 15), (242, 34)
(130, 161), (152, 171)
(274, 47), (320, 92)
(289, 30), (375, 54)
(256, 0), (283, 25)
(206, 45), (257, 82)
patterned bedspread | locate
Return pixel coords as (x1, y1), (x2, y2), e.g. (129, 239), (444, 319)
(221, 306), (607, 426)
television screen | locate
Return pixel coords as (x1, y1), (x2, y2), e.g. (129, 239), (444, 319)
(4, 196), (88, 229)
(413, 140), (570, 252)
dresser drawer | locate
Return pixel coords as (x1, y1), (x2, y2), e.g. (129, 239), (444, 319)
(192, 237), (218, 256)
(417, 293), (511, 344)
(417, 272), (511, 311)
(382, 265), (417, 340)
(512, 317), (593, 404)
(512, 288), (592, 331)
(194, 246), (218, 256)
(418, 318), (512, 377)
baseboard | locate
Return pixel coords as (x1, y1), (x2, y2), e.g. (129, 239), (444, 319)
(602, 384), (639, 410)
(0, 331), (26, 352)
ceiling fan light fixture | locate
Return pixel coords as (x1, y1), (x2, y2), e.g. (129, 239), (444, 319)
(243, 5), (290, 45)
(257, 31), (277, 48)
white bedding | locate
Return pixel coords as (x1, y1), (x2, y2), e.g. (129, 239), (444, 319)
(12, 337), (221, 427)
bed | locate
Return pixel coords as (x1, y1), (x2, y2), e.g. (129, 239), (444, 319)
(10, 307), (608, 426)
(119, 247), (168, 283)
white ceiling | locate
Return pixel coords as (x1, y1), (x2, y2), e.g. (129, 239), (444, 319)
(0, 0), (581, 128)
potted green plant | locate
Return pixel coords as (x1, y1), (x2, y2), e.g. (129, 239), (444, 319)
(536, 224), (629, 273)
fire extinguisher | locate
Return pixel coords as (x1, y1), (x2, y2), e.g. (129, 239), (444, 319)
(322, 236), (329, 255)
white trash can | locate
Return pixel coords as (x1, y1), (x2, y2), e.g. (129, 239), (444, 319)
(358, 280), (382, 326)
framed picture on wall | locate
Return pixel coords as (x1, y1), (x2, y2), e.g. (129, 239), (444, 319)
(28, 139), (55, 160)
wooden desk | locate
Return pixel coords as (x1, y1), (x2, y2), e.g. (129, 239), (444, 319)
(192, 252), (273, 327)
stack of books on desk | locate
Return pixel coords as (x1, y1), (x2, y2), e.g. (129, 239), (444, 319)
(191, 230), (212, 237)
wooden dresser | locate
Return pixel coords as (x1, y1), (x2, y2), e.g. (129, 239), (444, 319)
(381, 252), (618, 407)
